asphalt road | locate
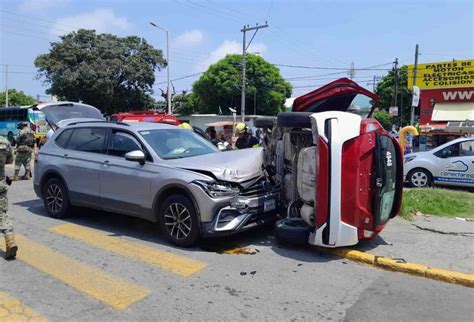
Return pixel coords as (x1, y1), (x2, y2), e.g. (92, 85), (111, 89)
(1, 174), (473, 321)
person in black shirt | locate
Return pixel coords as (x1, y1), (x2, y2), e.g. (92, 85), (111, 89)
(235, 123), (259, 149)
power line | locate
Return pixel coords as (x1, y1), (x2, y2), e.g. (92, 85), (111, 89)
(0, 29), (56, 42)
(274, 63), (392, 71)
(0, 9), (81, 30)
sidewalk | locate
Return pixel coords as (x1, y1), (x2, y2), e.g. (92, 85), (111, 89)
(357, 216), (474, 274)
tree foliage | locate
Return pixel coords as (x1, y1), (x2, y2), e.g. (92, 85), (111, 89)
(0, 89), (36, 106)
(35, 29), (165, 114)
(375, 65), (412, 124)
(172, 91), (198, 115)
(373, 110), (394, 131)
(192, 54), (292, 115)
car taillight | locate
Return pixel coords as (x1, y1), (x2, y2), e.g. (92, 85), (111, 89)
(360, 118), (382, 134)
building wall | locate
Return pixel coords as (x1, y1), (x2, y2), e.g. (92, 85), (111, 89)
(419, 87), (474, 125)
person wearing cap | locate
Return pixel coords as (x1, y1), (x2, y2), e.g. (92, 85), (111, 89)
(235, 122), (259, 149)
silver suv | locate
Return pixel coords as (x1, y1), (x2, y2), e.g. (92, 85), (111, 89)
(34, 120), (279, 247)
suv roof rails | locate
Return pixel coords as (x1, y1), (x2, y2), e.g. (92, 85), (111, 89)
(66, 120), (130, 126)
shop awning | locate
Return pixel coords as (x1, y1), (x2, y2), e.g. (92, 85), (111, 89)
(431, 102), (474, 121)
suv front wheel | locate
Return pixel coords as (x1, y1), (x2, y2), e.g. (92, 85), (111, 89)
(158, 194), (200, 247)
(43, 177), (72, 218)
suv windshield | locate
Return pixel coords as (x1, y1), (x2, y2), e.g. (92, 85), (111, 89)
(140, 129), (218, 160)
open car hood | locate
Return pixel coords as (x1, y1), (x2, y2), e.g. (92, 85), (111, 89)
(35, 102), (104, 127)
(171, 148), (264, 184)
(292, 78), (379, 116)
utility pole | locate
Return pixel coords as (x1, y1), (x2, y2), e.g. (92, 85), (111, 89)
(410, 44), (419, 125)
(150, 22), (171, 114)
(393, 58), (399, 110)
(254, 90), (257, 115)
(241, 22), (268, 121)
(5, 64), (8, 107)
(367, 75), (379, 92)
(347, 61), (356, 79)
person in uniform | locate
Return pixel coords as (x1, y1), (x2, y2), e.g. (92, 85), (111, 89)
(235, 123), (259, 149)
(13, 122), (35, 181)
(0, 135), (18, 259)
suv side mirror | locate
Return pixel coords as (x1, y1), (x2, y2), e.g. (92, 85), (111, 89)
(125, 150), (145, 165)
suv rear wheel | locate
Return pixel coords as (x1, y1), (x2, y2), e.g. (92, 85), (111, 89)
(43, 177), (72, 218)
(158, 194), (200, 247)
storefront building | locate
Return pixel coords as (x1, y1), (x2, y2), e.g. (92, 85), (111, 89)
(408, 59), (474, 150)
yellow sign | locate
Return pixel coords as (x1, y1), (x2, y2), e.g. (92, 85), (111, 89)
(407, 59), (474, 89)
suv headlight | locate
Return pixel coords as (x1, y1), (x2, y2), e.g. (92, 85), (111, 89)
(193, 180), (240, 198)
(404, 155), (416, 163)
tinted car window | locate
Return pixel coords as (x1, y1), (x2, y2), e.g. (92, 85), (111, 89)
(434, 143), (460, 158)
(55, 129), (73, 148)
(67, 128), (107, 153)
(107, 131), (142, 157)
(460, 141), (474, 156)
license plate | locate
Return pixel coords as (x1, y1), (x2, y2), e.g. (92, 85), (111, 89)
(264, 199), (276, 212)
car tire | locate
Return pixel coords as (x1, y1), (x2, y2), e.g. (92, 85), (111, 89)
(407, 168), (432, 188)
(277, 112), (313, 128)
(254, 117), (275, 129)
(43, 177), (72, 218)
(159, 194), (201, 247)
(275, 218), (312, 246)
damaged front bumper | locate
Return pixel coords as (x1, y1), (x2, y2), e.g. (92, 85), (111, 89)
(194, 184), (281, 237)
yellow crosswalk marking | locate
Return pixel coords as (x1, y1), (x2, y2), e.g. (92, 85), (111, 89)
(49, 223), (207, 276)
(0, 291), (49, 322)
(1, 235), (151, 310)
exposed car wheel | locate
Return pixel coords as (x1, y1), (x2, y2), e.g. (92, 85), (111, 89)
(275, 218), (312, 246)
(408, 168), (432, 188)
(43, 177), (72, 218)
(277, 112), (313, 128)
(159, 194), (200, 247)
(254, 117), (275, 129)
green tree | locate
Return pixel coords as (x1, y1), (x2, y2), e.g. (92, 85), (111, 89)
(0, 89), (36, 106)
(35, 29), (166, 114)
(172, 91), (198, 115)
(375, 65), (411, 124)
(192, 54), (292, 115)
(373, 110), (394, 131)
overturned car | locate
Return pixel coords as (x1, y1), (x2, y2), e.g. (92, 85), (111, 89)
(255, 78), (403, 248)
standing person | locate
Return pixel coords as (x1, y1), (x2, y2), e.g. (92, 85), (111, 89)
(13, 122), (35, 181)
(0, 135), (17, 259)
(235, 123), (259, 149)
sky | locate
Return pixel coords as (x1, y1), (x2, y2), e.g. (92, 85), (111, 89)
(0, 0), (473, 102)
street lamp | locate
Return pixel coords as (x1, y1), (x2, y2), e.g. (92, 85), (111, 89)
(150, 22), (171, 114)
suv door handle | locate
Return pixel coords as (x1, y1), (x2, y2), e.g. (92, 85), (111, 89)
(63, 154), (68, 158)
(103, 160), (110, 166)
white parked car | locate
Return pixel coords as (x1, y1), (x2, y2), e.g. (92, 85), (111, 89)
(404, 137), (474, 188)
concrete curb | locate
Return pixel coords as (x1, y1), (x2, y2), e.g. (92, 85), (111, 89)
(319, 248), (474, 288)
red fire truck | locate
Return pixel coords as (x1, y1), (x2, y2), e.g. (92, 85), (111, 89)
(110, 111), (180, 125)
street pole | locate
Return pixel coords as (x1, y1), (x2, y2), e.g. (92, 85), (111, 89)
(393, 58), (399, 110)
(241, 28), (246, 122)
(150, 22), (171, 114)
(166, 30), (171, 114)
(5, 64), (8, 107)
(254, 90), (256, 115)
(241, 23), (268, 122)
(372, 75), (376, 92)
(410, 44), (419, 125)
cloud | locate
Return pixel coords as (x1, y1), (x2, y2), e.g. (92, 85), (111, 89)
(51, 8), (131, 35)
(19, 0), (71, 13)
(197, 40), (267, 71)
(173, 30), (204, 48)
